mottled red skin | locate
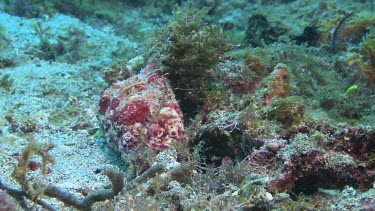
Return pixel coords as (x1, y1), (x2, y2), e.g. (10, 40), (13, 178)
(147, 73), (165, 84)
(98, 65), (184, 152)
(98, 94), (110, 115)
(116, 100), (151, 125)
(164, 102), (181, 114)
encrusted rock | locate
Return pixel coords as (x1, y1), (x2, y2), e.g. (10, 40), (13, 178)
(98, 64), (185, 155)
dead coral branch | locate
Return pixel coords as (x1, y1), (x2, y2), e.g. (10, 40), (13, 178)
(44, 166), (124, 211)
(0, 178), (58, 211)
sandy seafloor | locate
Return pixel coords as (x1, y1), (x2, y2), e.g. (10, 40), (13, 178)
(0, 1), (375, 210)
(0, 10), (133, 210)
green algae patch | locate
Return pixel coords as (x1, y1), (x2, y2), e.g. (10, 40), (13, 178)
(148, 5), (231, 115)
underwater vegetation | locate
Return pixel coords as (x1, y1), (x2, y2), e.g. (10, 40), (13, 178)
(0, 0), (375, 210)
(147, 5), (232, 116)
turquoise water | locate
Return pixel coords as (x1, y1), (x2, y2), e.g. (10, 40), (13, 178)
(0, 1), (374, 210)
